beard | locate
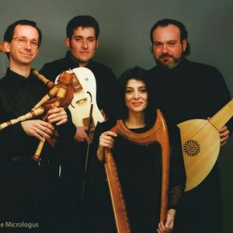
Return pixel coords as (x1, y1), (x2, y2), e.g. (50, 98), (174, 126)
(156, 53), (182, 69)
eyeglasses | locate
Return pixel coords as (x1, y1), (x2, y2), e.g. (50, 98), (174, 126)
(12, 37), (40, 48)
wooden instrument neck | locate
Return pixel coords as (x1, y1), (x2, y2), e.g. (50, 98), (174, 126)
(209, 98), (233, 131)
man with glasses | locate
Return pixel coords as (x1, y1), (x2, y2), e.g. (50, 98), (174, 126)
(0, 19), (75, 233)
(11, 37), (40, 48)
(146, 18), (233, 233)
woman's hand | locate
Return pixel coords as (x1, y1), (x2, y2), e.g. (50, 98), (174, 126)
(157, 209), (176, 233)
(97, 131), (117, 161)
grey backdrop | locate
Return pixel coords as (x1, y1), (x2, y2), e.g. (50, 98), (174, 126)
(0, 0), (233, 232)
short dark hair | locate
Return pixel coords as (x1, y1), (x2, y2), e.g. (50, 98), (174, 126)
(66, 15), (100, 40)
(4, 19), (42, 47)
(150, 18), (191, 56)
(114, 66), (156, 126)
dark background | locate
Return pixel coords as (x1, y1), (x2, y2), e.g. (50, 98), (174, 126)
(0, 1), (232, 232)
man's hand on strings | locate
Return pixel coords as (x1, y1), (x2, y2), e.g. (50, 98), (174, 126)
(47, 107), (68, 126)
(97, 131), (117, 161)
(21, 120), (54, 141)
(74, 126), (89, 143)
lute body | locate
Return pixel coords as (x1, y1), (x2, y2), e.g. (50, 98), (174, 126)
(178, 99), (233, 191)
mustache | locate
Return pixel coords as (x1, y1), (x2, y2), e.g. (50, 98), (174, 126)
(159, 53), (174, 59)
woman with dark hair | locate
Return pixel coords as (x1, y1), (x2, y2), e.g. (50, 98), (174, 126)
(85, 67), (186, 233)
(112, 66), (156, 126)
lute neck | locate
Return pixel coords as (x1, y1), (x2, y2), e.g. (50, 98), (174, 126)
(209, 99), (233, 131)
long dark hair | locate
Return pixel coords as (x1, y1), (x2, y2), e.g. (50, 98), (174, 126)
(114, 66), (156, 126)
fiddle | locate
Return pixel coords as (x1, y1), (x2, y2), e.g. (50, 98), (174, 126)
(55, 67), (105, 201)
(55, 67), (105, 128)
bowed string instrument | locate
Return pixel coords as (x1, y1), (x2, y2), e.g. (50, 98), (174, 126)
(55, 67), (105, 200)
(55, 67), (105, 129)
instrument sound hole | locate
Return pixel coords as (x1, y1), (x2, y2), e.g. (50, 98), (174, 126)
(183, 139), (201, 157)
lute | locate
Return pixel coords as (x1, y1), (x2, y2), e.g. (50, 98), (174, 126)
(178, 99), (233, 191)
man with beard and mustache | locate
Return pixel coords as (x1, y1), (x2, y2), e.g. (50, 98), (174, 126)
(145, 18), (233, 233)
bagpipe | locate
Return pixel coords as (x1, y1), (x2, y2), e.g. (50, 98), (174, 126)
(0, 40), (104, 163)
(0, 66), (106, 163)
(0, 68), (74, 162)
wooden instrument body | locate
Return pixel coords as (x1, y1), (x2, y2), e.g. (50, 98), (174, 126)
(55, 67), (104, 127)
(104, 109), (170, 233)
(178, 98), (233, 191)
(178, 119), (220, 191)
